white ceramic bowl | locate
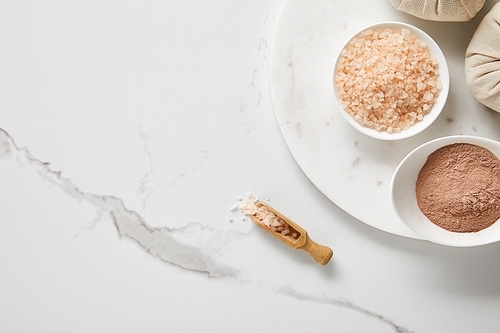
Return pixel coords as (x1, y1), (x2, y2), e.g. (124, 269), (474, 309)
(332, 21), (450, 140)
(391, 135), (500, 247)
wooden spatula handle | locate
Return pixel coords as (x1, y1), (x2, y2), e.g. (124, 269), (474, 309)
(300, 236), (333, 265)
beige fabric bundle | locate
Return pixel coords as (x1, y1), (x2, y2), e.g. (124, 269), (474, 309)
(389, 0), (485, 21)
(465, 3), (500, 113)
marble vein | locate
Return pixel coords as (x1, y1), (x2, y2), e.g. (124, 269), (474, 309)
(278, 286), (410, 332)
(239, 12), (270, 133)
(241, 12), (268, 112)
(0, 128), (236, 278)
(136, 127), (155, 209)
(0, 127), (411, 331)
(170, 149), (208, 187)
(265, 284), (412, 333)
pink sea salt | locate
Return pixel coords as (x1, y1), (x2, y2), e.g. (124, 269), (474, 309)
(335, 28), (442, 133)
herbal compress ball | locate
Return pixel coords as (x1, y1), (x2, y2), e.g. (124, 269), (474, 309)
(465, 2), (500, 113)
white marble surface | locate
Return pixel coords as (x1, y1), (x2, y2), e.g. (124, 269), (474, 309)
(2, 1), (500, 332)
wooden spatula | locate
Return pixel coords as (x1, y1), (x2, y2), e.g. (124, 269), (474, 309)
(250, 201), (333, 265)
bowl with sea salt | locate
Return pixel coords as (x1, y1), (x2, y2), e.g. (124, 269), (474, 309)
(333, 21), (449, 140)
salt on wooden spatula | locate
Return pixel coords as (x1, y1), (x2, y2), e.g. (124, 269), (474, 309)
(250, 201), (333, 265)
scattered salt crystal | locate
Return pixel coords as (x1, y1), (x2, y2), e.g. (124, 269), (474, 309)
(229, 191), (299, 238)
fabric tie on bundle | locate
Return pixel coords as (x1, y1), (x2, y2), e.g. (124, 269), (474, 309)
(465, 2), (500, 113)
(389, 0), (485, 21)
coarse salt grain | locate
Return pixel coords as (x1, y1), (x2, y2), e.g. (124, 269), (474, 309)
(232, 191), (297, 238)
(252, 204), (293, 236)
(335, 28), (441, 132)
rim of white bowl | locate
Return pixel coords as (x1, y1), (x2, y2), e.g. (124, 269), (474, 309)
(332, 21), (450, 141)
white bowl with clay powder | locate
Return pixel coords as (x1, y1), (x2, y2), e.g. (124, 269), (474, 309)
(332, 21), (450, 140)
(391, 135), (500, 247)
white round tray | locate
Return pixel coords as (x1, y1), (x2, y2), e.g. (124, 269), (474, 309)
(269, 0), (500, 238)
